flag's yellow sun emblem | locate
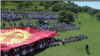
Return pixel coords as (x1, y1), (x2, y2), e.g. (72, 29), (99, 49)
(1, 29), (32, 45)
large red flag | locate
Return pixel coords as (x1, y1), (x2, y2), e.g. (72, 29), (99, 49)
(0, 27), (59, 51)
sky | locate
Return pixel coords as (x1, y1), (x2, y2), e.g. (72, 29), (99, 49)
(64, 1), (100, 10)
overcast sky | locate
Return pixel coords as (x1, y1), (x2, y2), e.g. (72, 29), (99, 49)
(64, 1), (100, 10)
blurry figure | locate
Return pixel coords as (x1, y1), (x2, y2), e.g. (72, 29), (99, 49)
(1, 26), (2, 29)
(2, 51), (8, 56)
(14, 22), (16, 27)
(86, 43), (90, 55)
(3, 23), (6, 28)
(43, 39), (46, 49)
(14, 48), (20, 56)
(29, 44), (34, 54)
(57, 35), (60, 41)
(62, 39), (65, 46)
(10, 23), (12, 27)
(57, 42), (59, 46)
(22, 46), (27, 56)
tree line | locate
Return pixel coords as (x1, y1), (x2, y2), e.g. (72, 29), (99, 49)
(1, 1), (100, 22)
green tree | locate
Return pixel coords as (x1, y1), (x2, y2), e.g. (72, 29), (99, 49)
(74, 7), (78, 13)
(71, 2), (75, 6)
(67, 11), (75, 22)
(52, 4), (60, 12)
(65, 6), (71, 11)
(44, 4), (50, 10)
(16, 2), (24, 10)
(78, 6), (82, 12)
(93, 9), (100, 14)
(50, 1), (55, 5)
(10, 1), (23, 3)
(39, 2), (44, 6)
(54, 1), (59, 3)
(87, 9), (95, 15)
(82, 6), (91, 12)
(34, 6), (37, 9)
(96, 12), (100, 20)
(52, 1), (82, 12)
(23, 1), (33, 8)
(45, 1), (58, 6)
(58, 10), (74, 22)
(1, 1), (6, 7)
(58, 10), (68, 22)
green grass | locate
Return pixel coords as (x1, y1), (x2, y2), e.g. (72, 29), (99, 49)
(31, 6), (45, 9)
(1, 12), (100, 56)
(33, 1), (42, 6)
(35, 13), (100, 56)
(6, 2), (18, 6)
(1, 1), (53, 11)
(1, 1), (100, 56)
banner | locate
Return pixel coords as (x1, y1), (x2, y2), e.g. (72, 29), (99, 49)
(0, 27), (59, 51)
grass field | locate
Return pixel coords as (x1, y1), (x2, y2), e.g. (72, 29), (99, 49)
(1, 1), (52, 10)
(1, 12), (100, 56)
(33, 13), (100, 56)
(1, 1), (100, 56)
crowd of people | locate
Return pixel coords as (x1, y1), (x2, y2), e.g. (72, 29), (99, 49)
(36, 22), (80, 33)
(56, 34), (88, 46)
(1, 10), (22, 21)
(1, 33), (88, 56)
(1, 38), (52, 56)
(1, 10), (58, 22)
(1, 11), (86, 56)
(27, 12), (57, 19)
(1, 21), (80, 33)
(1, 21), (87, 56)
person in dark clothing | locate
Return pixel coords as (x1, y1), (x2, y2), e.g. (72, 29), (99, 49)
(86, 43), (90, 55)
(10, 23), (12, 27)
(78, 22), (81, 27)
(53, 42), (56, 47)
(62, 39), (65, 46)
(57, 42), (59, 46)
(86, 43), (88, 51)
(14, 22), (16, 27)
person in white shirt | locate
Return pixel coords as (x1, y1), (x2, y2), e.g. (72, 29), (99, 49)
(22, 46), (27, 56)
(43, 39), (46, 49)
(29, 44), (34, 54)
(14, 48), (20, 56)
(58, 34), (60, 41)
(3, 51), (8, 56)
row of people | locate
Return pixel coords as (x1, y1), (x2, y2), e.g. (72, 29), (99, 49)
(1, 38), (53, 56)
(55, 34), (88, 45)
(43, 34), (88, 47)
(1, 22), (80, 32)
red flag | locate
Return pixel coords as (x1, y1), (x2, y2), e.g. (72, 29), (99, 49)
(0, 27), (59, 51)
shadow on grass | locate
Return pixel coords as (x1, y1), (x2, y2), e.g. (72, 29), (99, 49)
(26, 45), (63, 56)
(26, 48), (47, 56)
(86, 49), (90, 55)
